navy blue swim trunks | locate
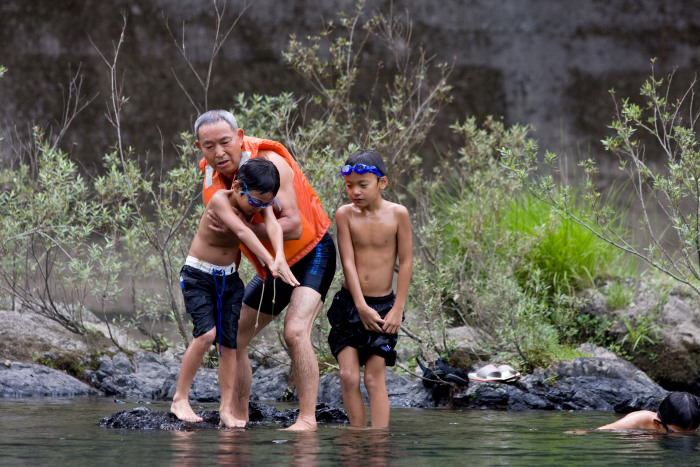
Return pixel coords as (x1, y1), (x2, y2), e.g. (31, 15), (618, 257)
(243, 232), (337, 316)
(180, 257), (244, 349)
(327, 287), (401, 366)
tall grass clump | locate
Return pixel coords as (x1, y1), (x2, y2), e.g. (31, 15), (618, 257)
(504, 191), (636, 296)
(506, 60), (700, 298)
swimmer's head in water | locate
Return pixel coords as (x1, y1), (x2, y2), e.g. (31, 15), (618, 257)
(656, 392), (700, 432)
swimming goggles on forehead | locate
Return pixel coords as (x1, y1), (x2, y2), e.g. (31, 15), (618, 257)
(241, 181), (277, 209)
(340, 164), (384, 177)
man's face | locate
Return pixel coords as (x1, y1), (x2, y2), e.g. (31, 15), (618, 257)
(195, 120), (244, 179)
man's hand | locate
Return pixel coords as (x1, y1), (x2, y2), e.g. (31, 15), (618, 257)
(207, 207), (245, 233)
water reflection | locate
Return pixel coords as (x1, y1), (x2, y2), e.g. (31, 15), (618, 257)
(3, 399), (700, 465)
(658, 433), (700, 452)
(288, 431), (321, 466)
(171, 430), (253, 466)
(609, 430), (700, 454)
(336, 427), (399, 466)
(215, 430), (252, 466)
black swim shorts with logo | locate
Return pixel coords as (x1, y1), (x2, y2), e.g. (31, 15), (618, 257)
(327, 286), (402, 366)
(243, 232), (337, 316)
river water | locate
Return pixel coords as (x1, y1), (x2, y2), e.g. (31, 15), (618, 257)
(1, 398), (698, 466)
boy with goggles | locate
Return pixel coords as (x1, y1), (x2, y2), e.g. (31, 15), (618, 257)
(172, 158), (299, 428)
(328, 149), (413, 428)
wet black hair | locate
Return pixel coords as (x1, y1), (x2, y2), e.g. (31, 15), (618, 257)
(658, 391), (700, 431)
(235, 158), (280, 196)
(344, 149), (388, 177)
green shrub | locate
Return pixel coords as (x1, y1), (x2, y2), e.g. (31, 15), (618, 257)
(504, 192), (635, 295)
(605, 280), (635, 310)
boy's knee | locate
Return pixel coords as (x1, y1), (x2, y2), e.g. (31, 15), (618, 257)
(363, 368), (386, 393)
(194, 328), (217, 345)
(340, 367), (361, 389)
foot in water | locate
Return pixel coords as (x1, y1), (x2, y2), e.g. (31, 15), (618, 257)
(281, 417), (318, 432)
(219, 410), (246, 429)
(170, 399), (204, 423)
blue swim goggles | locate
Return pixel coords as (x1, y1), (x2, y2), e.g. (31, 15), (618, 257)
(340, 164), (384, 177)
(241, 181), (277, 209)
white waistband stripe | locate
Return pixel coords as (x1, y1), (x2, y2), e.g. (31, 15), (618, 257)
(185, 256), (237, 275)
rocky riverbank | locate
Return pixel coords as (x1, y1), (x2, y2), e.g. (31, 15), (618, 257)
(3, 280), (697, 429)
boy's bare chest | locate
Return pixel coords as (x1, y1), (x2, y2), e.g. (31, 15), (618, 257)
(348, 215), (397, 248)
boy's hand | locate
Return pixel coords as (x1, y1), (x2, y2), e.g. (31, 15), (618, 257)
(270, 257), (300, 287)
(359, 305), (385, 333)
(381, 307), (403, 335)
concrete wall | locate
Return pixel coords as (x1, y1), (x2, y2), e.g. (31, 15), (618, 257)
(1, 0), (699, 172)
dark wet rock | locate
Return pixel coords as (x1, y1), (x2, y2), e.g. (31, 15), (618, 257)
(100, 406), (221, 430)
(581, 282), (700, 393)
(100, 402), (348, 430)
(86, 351), (189, 399)
(451, 344), (667, 412)
(250, 366), (292, 401)
(0, 361), (102, 397)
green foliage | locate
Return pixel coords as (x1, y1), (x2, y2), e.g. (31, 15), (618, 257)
(0, 129), (126, 335)
(495, 279), (588, 372)
(620, 315), (659, 352)
(407, 116), (533, 349)
(33, 351), (90, 380)
(0, 126), (200, 348)
(505, 192), (634, 295)
(605, 280), (635, 310)
(137, 334), (173, 354)
(506, 60), (700, 296)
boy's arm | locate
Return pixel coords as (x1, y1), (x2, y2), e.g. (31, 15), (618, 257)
(261, 207), (299, 287)
(336, 206), (385, 333)
(209, 192), (295, 286)
(382, 205), (413, 335)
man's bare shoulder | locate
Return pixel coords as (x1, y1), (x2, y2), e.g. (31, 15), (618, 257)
(258, 149), (294, 178)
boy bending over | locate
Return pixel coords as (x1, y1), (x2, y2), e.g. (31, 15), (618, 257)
(328, 149), (413, 428)
(171, 158), (298, 428)
(598, 391), (700, 432)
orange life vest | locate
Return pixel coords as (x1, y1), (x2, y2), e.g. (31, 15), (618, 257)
(200, 135), (331, 278)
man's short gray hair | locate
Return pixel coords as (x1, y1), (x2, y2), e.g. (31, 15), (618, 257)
(194, 110), (238, 139)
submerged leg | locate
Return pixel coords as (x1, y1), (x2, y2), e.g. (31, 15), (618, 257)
(338, 347), (367, 427)
(364, 355), (389, 428)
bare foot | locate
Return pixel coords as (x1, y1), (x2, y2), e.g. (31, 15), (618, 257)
(170, 399), (203, 423)
(219, 411), (246, 429)
(231, 404), (250, 424)
(281, 418), (317, 432)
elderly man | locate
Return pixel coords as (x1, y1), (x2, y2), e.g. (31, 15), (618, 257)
(176, 109), (335, 431)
